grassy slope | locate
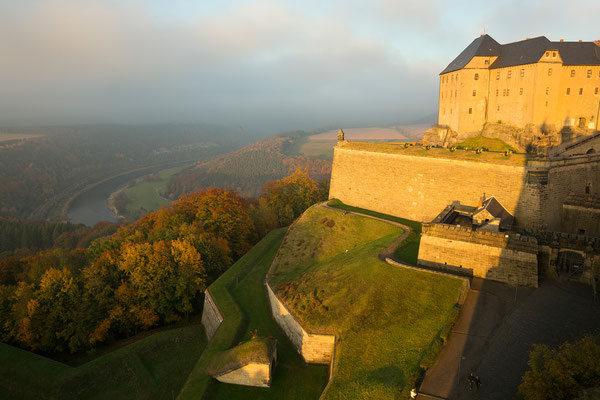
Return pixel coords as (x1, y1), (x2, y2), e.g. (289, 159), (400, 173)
(0, 323), (207, 399)
(121, 166), (182, 218)
(326, 199), (422, 265)
(456, 135), (518, 152)
(268, 205), (463, 399)
(178, 228), (327, 400)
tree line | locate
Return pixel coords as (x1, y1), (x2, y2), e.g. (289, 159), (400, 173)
(0, 169), (327, 353)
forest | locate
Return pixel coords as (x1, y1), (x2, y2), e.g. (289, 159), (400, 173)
(0, 170), (327, 354)
(0, 124), (251, 219)
(164, 131), (332, 199)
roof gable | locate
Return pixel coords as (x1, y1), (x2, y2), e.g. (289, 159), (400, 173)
(441, 35), (502, 75)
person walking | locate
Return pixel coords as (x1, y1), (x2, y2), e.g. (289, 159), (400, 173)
(410, 388), (417, 399)
(475, 375), (481, 392)
(468, 372), (476, 391)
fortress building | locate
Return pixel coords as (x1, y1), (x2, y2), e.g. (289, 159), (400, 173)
(438, 35), (600, 134)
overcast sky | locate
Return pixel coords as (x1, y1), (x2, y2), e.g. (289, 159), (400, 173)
(1, 0), (599, 133)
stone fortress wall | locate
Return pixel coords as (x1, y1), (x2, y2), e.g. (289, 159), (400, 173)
(329, 146), (600, 233)
(201, 290), (223, 341)
(418, 224), (539, 287)
(265, 282), (335, 364)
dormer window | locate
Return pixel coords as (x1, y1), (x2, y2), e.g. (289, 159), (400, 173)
(545, 51), (550, 57)
(485, 59), (490, 65)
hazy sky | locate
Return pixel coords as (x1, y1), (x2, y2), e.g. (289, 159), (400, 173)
(1, 0), (599, 132)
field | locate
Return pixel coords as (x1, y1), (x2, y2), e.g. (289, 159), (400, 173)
(178, 228), (328, 400)
(0, 133), (46, 142)
(457, 135), (518, 152)
(119, 167), (183, 219)
(298, 140), (336, 159)
(341, 141), (529, 166)
(0, 322), (207, 399)
(267, 205), (464, 399)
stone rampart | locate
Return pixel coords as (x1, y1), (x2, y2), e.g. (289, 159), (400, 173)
(265, 282), (335, 364)
(201, 290), (223, 341)
(418, 224), (539, 287)
(329, 145), (600, 232)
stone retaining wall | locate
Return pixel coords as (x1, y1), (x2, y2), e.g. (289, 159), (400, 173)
(201, 290), (223, 341)
(418, 225), (539, 287)
(265, 282), (335, 364)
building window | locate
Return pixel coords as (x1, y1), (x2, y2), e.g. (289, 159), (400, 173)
(503, 89), (507, 96)
(496, 89), (499, 96)
(548, 68), (552, 76)
(567, 88), (571, 95)
(520, 88), (523, 95)
(497, 106), (500, 111)
(507, 70), (512, 79)
(520, 69), (525, 77)
(546, 87), (550, 95)
(451, 75), (454, 83)
(545, 101), (548, 107)
(474, 73), (479, 80)
(579, 88), (583, 95)
(571, 70), (576, 77)
(507, 89), (510, 96)
(450, 108), (452, 114)
(496, 72), (500, 80)
(473, 90), (476, 96)
(485, 59), (490, 65)
(587, 70), (592, 78)
(469, 108), (473, 114)
(596, 88), (599, 95)
(553, 51), (557, 58)
(586, 184), (591, 194)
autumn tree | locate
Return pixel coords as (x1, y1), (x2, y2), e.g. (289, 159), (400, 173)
(174, 188), (253, 257)
(519, 335), (600, 400)
(261, 169), (327, 226)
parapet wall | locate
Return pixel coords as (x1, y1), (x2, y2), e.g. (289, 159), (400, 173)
(201, 290), (223, 341)
(265, 282), (335, 364)
(418, 224), (539, 287)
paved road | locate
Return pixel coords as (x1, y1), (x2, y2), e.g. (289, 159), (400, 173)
(417, 278), (600, 400)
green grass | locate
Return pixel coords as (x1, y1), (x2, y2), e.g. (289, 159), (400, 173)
(121, 167), (182, 219)
(456, 135), (518, 153)
(326, 198), (422, 265)
(0, 322), (208, 399)
(268, 205), (463, 399)
(341, 141), (529, 166)
(178, 228), (328, 400)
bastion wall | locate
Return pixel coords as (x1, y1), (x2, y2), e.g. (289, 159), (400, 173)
(201, 290), (223, 341)
(329, 146), (600, 232)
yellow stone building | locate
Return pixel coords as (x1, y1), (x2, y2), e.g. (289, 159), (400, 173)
(438, 35), (600, 134)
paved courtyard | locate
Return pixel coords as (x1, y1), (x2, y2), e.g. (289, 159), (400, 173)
(417, 278), (600, 400)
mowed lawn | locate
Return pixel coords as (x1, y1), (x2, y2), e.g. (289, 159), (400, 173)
(178, 228), (328, 400)
(0, 322), (207, 399)
(121, 167), (182, 218)
(268, 205), (464, 399)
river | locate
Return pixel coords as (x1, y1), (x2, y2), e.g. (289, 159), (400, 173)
(67, 164), (188, 226)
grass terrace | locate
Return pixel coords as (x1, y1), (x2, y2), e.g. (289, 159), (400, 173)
(267, 205), (464, 399)
(0, 322), (208, 399)
(178, 228), (328, 400)
(340, 140), (530, 166)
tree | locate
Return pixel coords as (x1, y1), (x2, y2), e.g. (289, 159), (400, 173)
(261, 169), (326, 226)
(519, 335), (600, 400)
(174, 188), (253, 257)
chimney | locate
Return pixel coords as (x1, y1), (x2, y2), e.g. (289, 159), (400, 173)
(526, 38), (531, 40)
(477, 198), (483, 208)
(595, 40), (600, 47)
(560, 39), (564, 42)
(579, 40), (583, 42)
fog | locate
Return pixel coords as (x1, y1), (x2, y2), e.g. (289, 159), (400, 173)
(1, 0), (599, 133)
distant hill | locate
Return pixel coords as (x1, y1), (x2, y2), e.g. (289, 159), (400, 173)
(164, 131), (333, 199)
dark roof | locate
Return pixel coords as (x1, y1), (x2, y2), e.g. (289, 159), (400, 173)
(441, 35), (502, 74)
(474, 196), (514, 229)
(441, 35), (600, 74)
